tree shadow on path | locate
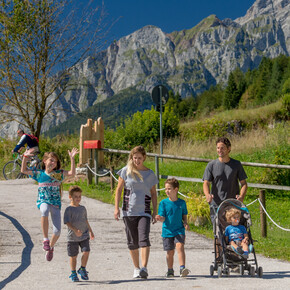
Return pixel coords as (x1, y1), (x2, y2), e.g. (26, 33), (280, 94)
(0, 211), (34, 289)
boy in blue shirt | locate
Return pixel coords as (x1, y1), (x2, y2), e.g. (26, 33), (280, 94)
(156, 178), (190, 278)
(224, 208), (250, 258)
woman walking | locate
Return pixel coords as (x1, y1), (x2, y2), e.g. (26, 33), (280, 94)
(114, 146), (158, 279)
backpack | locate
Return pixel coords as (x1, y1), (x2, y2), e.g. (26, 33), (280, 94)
(24, 133), (39, 144)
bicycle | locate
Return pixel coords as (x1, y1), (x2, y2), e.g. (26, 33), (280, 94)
(3, 153), (41, 180)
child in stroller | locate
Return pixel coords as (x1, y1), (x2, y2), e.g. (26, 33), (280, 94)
(210, 199), (263, 278)
(225, 208), (252, 258)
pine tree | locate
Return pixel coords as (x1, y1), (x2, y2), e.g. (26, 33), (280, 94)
(223, 72), (240, 109)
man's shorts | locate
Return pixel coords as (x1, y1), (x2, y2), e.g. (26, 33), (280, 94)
(67, 238), (90, 257)
(162, 234), (185, 251)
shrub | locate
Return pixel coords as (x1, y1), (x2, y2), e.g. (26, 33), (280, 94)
(186, 192), (210, 225)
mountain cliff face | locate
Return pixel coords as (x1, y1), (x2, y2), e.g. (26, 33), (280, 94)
(1, 0), (290, 136)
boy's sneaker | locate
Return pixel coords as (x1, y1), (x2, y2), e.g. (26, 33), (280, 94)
(45, 247), (54, 261)
(43, 240), (50, 251)
(166, 269), (174, 278)
(133, 268), (140, 278)
(69, 271), (79, 282)
(78, 267), (89, 280)
(139, 267), (148, 279)
(180, 268), (190, 277)
(232, 245), (244, 255)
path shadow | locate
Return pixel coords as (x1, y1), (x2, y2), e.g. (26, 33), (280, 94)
(0, 211), (34, 289)
(261, 271), (290, 279)
(71, 276), (196, 286)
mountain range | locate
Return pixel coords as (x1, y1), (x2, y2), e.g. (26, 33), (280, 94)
(1, 0), (290, 136)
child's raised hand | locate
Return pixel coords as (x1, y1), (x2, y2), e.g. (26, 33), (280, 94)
(68, 148), (79, 158)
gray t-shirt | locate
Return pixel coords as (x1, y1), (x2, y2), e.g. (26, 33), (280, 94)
(63, 205), (89, 242)
(202, 158), (247, 205)
(117, 166), (158, 218)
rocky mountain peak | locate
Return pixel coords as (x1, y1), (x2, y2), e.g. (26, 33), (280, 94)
(236, 0), (290, 51)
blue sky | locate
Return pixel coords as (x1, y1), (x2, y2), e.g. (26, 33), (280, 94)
(103, 0), (256, 41)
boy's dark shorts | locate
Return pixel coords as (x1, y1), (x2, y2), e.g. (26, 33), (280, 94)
(163, 234), (185, 251)
(67, 238), (90, 257)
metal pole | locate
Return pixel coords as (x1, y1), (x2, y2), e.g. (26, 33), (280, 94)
(159, 86), (163, 162)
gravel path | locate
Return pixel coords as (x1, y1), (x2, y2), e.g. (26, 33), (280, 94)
(0, 179), (289, 289)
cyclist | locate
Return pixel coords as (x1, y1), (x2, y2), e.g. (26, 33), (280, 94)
(12, 129), (40, 158)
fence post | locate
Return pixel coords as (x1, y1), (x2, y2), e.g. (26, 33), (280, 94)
(87, 157), (93, 186)
(110, 166), (115, 195)
(259, 189), (267, 237)
(155, 156), (159, 191)
(94, 149), (98, 185)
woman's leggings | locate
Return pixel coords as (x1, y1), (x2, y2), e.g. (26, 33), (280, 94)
(39, 203), (61, 236)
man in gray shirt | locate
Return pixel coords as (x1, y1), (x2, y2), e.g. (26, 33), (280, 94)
(203, 137), (248, 223)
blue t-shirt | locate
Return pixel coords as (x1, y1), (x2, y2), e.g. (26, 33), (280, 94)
(31, 170), (64, 209)
(224, 224), (247, 242)
(158, 198), (188, 238)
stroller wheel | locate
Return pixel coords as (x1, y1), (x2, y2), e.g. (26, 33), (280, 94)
(210, 265), (214, 276)
(224, 267), (230, 276)
(249, 266), (255, 277)
(239, 264), (244, 275)
(217, 266), (222, 278)
(258, 266), (263, 278)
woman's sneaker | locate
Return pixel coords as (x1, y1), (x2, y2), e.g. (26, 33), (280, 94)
(77, 267), (89, 280)
(69, 271), (79, 282)
(43, 240), (50, 251)
(45, 247), (54, 261)
(133, 268), (140, 278)
(139, 267), (148, 279)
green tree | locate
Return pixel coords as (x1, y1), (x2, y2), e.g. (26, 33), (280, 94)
(0, 0), (106, 137)
(254, 57), (272, 104)
(105, 107), (180, 151)
(223, 72), (240, 109)
(197, 85), (223, 114)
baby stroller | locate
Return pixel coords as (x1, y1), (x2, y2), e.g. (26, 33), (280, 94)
(209, 199), (263, 278)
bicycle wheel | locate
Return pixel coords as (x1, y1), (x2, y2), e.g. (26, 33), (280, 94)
(3, 161), (22, 180)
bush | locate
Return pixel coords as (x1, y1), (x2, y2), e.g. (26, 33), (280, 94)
(186, 192), (210, 225)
